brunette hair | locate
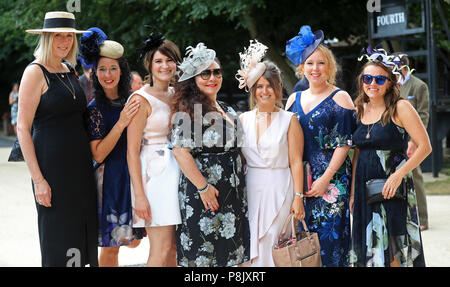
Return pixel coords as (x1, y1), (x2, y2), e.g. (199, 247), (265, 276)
(91, 56), (131, 105)
(249, 61), (283, 109)
(296, 44), (337, 85)
(354, 61), (401, 125)
(171, 58), (221, 119)
(143, 39), (182, 85)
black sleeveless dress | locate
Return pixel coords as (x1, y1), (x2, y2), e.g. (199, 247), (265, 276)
(30, 63), (98, 267)
(350, 118), (425, 267)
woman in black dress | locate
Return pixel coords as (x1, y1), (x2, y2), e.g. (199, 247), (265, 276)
(349, 49), (431, 267)
(17, 11), (98, 267)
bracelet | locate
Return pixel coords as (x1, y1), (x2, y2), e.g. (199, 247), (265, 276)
(295, 192), (304, 198)
(197, 183), (210, 194)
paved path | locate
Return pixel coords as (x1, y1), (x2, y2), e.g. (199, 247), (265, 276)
(0, 135), (448, 267)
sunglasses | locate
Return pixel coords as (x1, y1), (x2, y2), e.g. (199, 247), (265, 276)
(361, 74), (391, 85)
(199, 69), (222, 80)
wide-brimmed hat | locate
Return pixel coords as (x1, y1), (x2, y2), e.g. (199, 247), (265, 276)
(286, 25), (324, 66)
(178, 43), (216, 82)
(26, 11), (90, 34)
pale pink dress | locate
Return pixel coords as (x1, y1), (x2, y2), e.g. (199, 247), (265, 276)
(128, 87), (181, 227)
(240, 108), (295, 266)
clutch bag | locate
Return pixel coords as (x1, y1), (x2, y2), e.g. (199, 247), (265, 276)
(8, 137), (24, 162)
(303, 161), (312, 194)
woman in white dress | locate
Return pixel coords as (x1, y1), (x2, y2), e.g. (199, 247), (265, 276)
(237, 41), (305, 266)
(127, 33), (182, 267)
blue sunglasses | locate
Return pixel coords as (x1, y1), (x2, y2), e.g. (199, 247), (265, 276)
(361, 74), (391, 85)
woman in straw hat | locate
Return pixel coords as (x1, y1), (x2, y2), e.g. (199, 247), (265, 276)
(236, 40), (305, 266)
(17, 11), (98, 266)
(285, 25), (355, 266)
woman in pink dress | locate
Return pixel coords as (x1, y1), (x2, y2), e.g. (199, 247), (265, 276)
(237, 41), (305, 266)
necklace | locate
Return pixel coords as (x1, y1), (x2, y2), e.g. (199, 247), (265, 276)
(55, 73), (76, 100)
(366, 123), (376, 139)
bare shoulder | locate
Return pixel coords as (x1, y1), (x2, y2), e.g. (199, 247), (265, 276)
(285, 92), (297, 111)
(332, 90), (355, 110)
(393, 99), (416, 126)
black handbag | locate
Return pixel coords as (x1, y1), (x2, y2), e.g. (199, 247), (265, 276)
(8, 137), (24, 162)
(365, 159), (407, 204)
(365, 178), (406, 204)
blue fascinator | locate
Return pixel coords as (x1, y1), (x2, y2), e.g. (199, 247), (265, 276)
(79, 27), (124, 67)
(286, 25), (324, 66)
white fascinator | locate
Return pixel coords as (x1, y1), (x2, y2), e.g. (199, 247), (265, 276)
(178, 43), (216, 82)
(235, 40), (268, 91)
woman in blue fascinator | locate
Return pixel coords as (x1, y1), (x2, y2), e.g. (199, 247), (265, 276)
(285, 25), (356, 267)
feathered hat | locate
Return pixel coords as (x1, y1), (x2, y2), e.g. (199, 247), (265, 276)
(235, 40), (268, 91)
(79, 27), (124, 67)
(178, 43), (216, 82)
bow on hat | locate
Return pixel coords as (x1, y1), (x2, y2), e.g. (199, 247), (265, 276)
(235, 40), (268, 91)
(286, 25), (323, 66)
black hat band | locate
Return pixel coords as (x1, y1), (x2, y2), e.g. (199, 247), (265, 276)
(43, 18), (75, 29)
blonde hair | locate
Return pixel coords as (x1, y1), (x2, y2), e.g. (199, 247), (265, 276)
(249, 61), (284, 110)
(295, 44), (337, 85)
(33, 32), (78, 66)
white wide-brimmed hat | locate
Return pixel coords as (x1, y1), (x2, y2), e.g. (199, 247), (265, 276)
(26, 11), (90, 34)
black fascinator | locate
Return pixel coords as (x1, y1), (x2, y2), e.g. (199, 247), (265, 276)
(138, 32), (166, 59)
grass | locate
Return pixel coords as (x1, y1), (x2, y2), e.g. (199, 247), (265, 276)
(425, 165), (450, 195)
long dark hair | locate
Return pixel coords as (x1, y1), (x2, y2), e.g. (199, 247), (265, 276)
(91, 56), (131, 105)
(171, 58), (221, 119)
(354, 61), (401, 125)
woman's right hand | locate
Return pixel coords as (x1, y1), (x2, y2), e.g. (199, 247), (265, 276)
(135, 195), (152, 223)
(118, 99), (140, 129)
(199, 185), (220, 212)
(34, 178), (52, 207)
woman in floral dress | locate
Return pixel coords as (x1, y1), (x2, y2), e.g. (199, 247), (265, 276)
(81, 28), (144, 266)
(349, 49), (430, 267)
(285, 26), (355, 266)
(170, 43), (250, 267)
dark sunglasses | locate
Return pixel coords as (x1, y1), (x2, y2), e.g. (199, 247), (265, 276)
(361, 74), (391, 85)
(199, 69), (222, 80)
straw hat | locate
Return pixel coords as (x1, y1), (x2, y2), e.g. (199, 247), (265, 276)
(26, 11), (90, 34)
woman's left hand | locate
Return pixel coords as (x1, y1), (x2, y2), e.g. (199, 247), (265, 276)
(382, 172), (403, 199)
(305, 176), (329, 197)
(290, 196), (305, 220)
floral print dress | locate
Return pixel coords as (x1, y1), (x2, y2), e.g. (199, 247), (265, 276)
(350, 119), (425, 267)
(288, 89), (355, 267)
(170, 101), (250, 267)
(87, 99), (144, 247)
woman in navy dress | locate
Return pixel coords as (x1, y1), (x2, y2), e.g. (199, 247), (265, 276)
(81, 28), (143, 267)
(285, 26), (355, 266)
(349, 49), (430, 267)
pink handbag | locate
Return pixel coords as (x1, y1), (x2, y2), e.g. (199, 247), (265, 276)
(272, 214), (322, 267)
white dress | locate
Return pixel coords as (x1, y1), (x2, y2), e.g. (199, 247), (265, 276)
(128, 88), (181, 227)
(240, 108), (295, 266)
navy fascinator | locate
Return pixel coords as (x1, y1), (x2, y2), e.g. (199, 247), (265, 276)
(79, 27), (107, 67)
(138, 32), (166, 59)
(286, 25), (324, 66)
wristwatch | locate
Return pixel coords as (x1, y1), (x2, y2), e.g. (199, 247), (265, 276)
(295, 192), (304, 198)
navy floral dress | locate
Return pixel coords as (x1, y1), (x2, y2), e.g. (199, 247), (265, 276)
(87, 99), (144, 247)
(350, 118), (425, 267)
(288, 89), (355, 267)
(170, 101), (250, 267)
